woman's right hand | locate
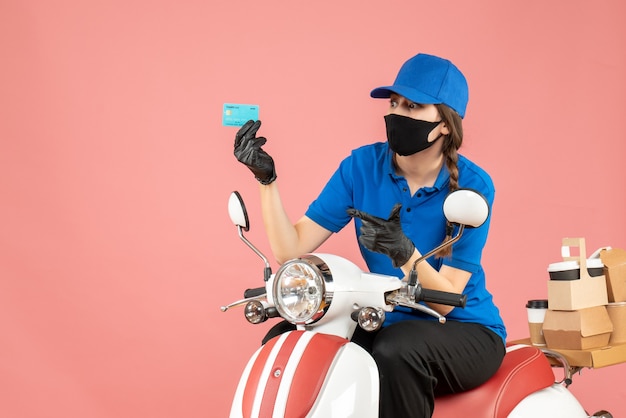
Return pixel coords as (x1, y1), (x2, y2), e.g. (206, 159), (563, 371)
(233, 120), (277, 185)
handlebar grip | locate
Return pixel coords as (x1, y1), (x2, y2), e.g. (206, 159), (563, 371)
(418, 288), (467, 308)
(243, 287), (266, 298)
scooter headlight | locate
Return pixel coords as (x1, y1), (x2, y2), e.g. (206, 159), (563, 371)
(273, 255), (332, 324)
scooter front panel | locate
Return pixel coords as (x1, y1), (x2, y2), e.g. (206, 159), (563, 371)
(236, 331), (349, 418)
(240, 333), (281, 417)
(309, 341), (379, 417)
(283, 333), (351, 417)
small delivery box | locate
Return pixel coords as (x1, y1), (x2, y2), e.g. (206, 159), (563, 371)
(606, 302), (626, 344)
(542, 305), (613, 350)
(547, 238), (608, 310)
(600, 247), (626, 303)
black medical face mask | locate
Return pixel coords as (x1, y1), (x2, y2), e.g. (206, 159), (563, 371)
(385, 114), (443, 156)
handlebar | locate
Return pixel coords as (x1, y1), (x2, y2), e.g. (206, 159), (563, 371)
(243, 287), (266, 298)
(417, 288), (467, 308)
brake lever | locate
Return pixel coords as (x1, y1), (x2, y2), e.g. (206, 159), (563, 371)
(386, 290), (446, 324)
(220, 294), (267, 312)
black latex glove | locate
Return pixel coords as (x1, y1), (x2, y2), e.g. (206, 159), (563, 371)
(347, 204), (415, 268)
(233, 120), (277, 185)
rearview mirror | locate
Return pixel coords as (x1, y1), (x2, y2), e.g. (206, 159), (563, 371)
(228, 191), (249, 231)
(443, 189), (489, 228)
(408, 189), (490, 286)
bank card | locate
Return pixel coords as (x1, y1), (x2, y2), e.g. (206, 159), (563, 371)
(222, 103), (259, 127)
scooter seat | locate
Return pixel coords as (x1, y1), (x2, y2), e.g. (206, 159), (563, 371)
(433, 344), (555, 418)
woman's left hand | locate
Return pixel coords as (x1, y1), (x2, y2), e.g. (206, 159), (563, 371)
(347, 204), (415, 268)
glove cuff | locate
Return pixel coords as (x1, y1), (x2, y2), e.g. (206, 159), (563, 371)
(390, 242), (415, 268)
(257, 173), (277, 185)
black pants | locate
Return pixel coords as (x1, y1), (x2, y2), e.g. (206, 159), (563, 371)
(263, 320), (505, 418)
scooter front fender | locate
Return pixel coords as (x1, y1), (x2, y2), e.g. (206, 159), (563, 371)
(230, 330), (379, 418)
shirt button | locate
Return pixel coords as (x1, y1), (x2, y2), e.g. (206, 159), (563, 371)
(406, 207), (411, 212)
(403, 188), (408, 192)
(417, 192), (422, 198)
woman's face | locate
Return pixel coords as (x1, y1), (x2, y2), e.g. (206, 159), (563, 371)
(388, 93), (449, 139)
(388, 93), (441, 122)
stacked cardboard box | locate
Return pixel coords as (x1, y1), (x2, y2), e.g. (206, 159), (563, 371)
(511, 240), (626, 368)
(543, 238), (612, 350)
(601, 248), (626, 345)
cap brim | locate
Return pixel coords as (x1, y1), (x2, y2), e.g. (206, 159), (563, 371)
(370, 85), (441, 105)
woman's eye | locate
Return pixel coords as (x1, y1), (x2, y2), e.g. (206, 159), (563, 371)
(389, 100), (397, 108)
(408, 103), (418, 109)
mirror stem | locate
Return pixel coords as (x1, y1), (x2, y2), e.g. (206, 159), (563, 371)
(408, 224), (465, 295)
(238, 226), (272, 281)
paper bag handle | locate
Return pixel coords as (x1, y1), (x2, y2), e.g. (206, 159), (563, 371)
(561, 237), (591, 280)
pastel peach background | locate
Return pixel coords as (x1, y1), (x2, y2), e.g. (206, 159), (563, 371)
(1, 1), (625, 417)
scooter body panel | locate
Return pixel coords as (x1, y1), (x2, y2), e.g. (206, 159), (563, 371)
(230, 331), (378, 418)
(507, 384), (588, 417)
(307, 342), (378, 418)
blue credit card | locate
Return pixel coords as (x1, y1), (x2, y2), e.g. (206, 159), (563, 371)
(222, 103), (259, 127)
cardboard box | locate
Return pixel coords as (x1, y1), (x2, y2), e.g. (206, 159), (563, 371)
(547, 238), (608, 310)
(509, 338), (626, 368)
(542, 306), (613, 350)
(544, 343), (626, 368)
(606, 302), (626, 344)
(600, 248), (626, 302)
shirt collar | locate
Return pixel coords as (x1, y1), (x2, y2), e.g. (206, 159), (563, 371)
(384, 143), (450, 192)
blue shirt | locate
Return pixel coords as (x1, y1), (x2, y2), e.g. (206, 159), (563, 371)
(305, 141), (506, 342)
